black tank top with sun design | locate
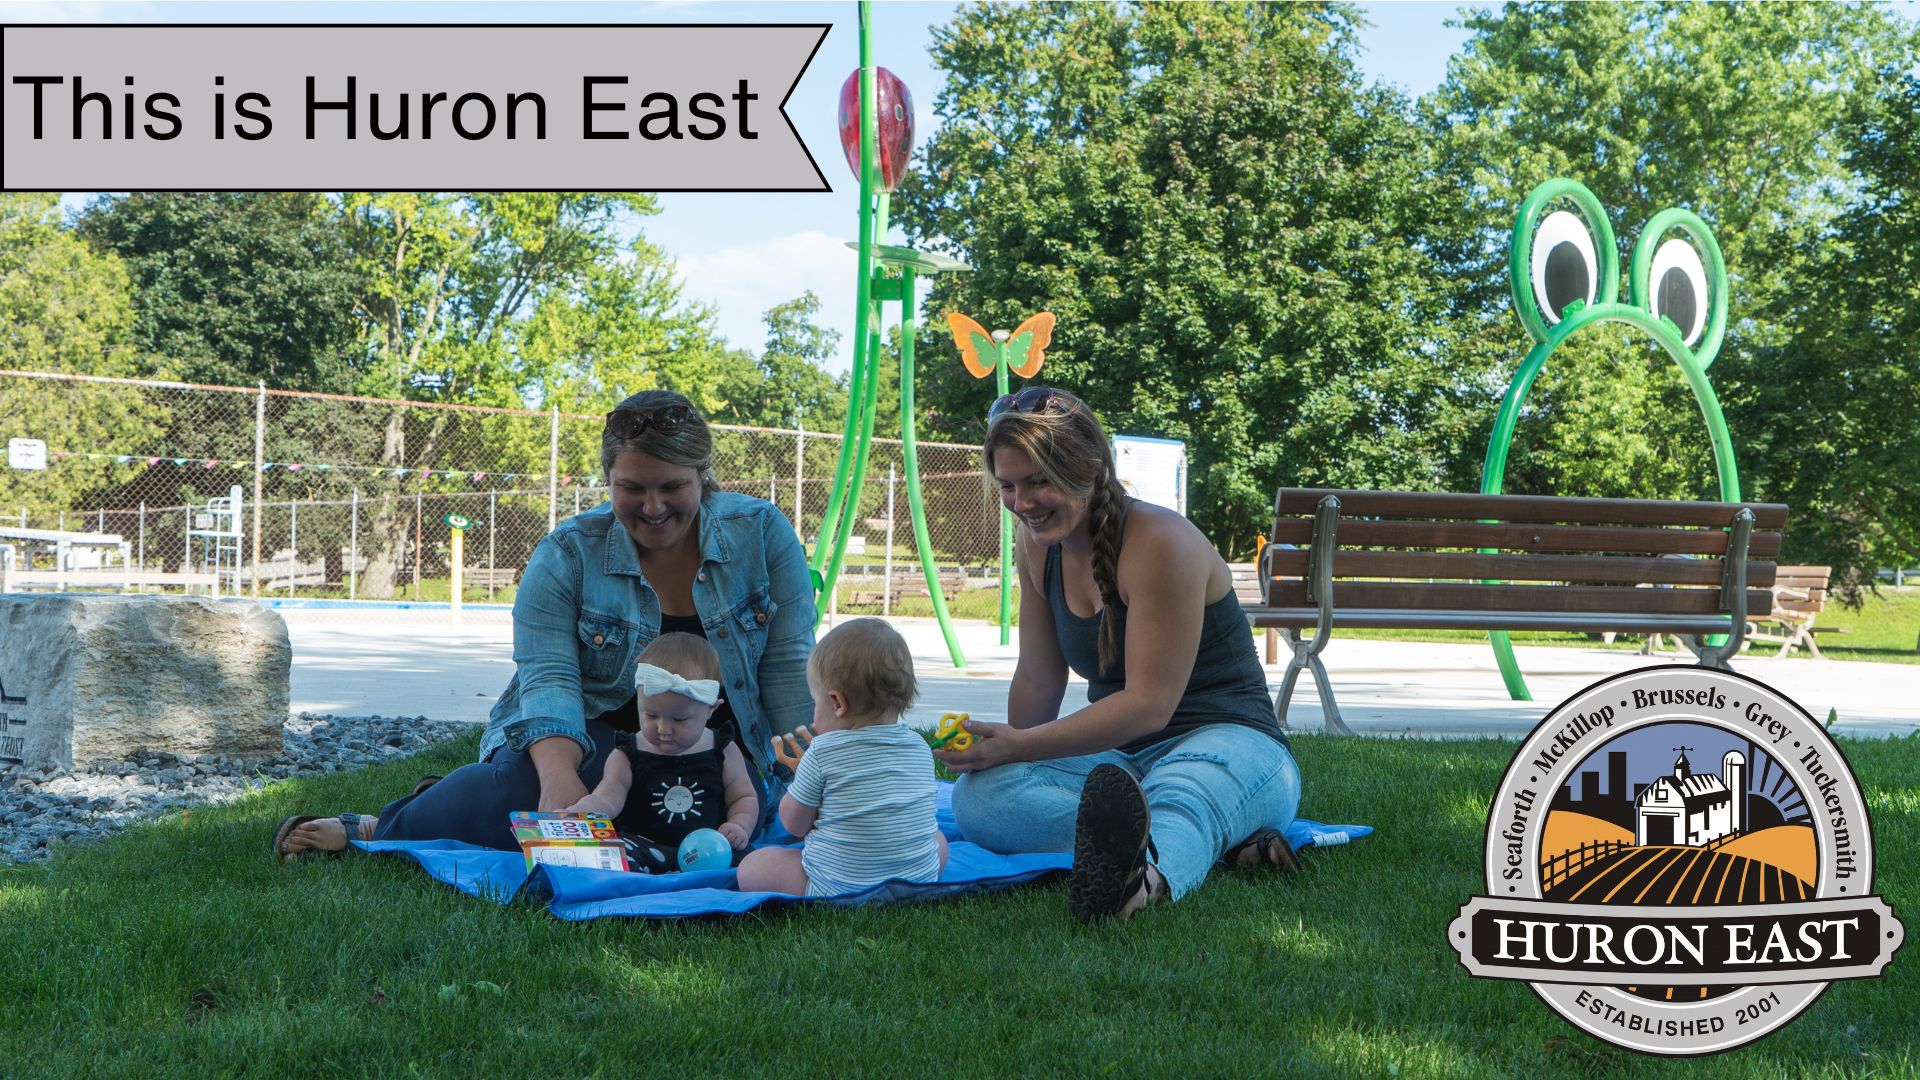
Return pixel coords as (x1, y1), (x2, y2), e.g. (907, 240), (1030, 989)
(611, 736), (729, 871)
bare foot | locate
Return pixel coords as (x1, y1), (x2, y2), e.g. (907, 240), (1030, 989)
(1118, 865), (1167, 919)
(278, 815), (378, 860)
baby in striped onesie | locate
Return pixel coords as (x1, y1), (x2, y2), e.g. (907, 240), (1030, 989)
(736, 618), (948, 897)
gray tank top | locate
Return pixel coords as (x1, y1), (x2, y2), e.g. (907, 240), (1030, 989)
(1044, 541), (1287, 752)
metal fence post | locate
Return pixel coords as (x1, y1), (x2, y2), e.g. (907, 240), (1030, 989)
(884, 462), (895, 618)
(793, 423), (805, 526)
(488, 489), (498, 601)
(413, 492), (423, 597)
(349, 488), (359, 601)
(137, 502), (145, 591)
(252, 381), (265, 599)
(547, 405), (560, 531)
(288, 499), (298, 595)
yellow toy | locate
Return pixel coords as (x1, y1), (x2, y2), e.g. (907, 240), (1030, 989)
(931, 712), (974, 752)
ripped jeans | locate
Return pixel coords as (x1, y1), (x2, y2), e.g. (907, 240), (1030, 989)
(950, 724), (1301, 901)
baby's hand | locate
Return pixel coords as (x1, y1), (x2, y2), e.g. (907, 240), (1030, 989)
(771, 725), (816, 771)
(716, 821), (750, 850)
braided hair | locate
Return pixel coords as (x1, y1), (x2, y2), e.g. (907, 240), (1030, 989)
(983, 387), (1132, 674)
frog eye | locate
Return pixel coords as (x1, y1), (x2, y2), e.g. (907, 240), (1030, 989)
(1530, 210), (1599, 326)
(1646, 237), (1708, 346)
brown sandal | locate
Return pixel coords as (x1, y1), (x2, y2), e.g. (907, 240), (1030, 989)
(409, 775), (443, 798)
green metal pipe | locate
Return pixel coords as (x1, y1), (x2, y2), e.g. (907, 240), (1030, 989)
(897, 267), (966, 666)
(811, 2), (878, 591)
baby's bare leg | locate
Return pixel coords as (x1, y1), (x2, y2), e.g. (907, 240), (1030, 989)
(736, 846), (810, 895)
(936, 832), (950, 871)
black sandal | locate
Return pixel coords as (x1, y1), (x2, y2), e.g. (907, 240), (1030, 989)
(1223, 826), (1300, 873)
(1070, 764), (1160, 922)
(271, 812), (370, 863)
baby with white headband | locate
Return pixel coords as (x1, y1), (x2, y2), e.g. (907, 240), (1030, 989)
(565, 632), (759, 866)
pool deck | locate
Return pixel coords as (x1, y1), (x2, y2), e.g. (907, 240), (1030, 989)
(282, 608), (1918, 740)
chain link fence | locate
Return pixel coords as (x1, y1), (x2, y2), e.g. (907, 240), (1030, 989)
(0, 370), (1008, 618)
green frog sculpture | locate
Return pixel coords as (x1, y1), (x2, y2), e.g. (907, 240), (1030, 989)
(1484, 177), (1740, 700)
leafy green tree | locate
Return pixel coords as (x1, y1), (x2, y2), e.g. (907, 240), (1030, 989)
(74, 193), (366, 390)
(0, 193), (160, 521)
(1730, 66), (1920, 597)
(1422, 1), (1914, 501)
(711, 291), (847, 429)
(898, 2), (1466, 551)
(335, 192), (716, 595)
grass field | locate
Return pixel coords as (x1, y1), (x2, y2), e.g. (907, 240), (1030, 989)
(3, 731), (1914, 1078)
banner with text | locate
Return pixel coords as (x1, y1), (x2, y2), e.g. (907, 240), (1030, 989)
(2, 24), (830, 190)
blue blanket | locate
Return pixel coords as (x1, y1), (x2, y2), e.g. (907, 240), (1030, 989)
(357, 782), (1371, 920)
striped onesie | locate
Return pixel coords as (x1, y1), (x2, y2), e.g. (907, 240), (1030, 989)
(787, 723), (943, 897)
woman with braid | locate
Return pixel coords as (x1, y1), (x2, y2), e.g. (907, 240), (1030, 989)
(939, 387), (1302, 922)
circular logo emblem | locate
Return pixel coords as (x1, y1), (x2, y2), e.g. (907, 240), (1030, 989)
(1448, 666), (1904, 1055)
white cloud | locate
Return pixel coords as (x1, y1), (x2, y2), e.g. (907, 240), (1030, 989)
(675, 230), (861, 373)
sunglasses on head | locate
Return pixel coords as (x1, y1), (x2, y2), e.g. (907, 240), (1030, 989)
(987, 386), (1070, 421)
(606, 402), (695, 440)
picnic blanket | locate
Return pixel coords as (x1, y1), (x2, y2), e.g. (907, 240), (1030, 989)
(357, 782), (1371, 920)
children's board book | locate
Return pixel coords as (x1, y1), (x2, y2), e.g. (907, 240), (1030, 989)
(509, 811), (631, 872)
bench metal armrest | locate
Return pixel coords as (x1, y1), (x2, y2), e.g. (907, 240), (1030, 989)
(1304, 495), (1341, 657)
(1703, 508), (1755, 665)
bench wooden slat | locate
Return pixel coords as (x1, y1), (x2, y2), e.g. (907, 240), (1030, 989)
(1275, 488), (1789, 529)
(1245, 606), (1741, 634)
(1775, 598), (1827, 614)
(1265, 580), (1772, 615)
(1263, 549), (1775, 588)
(1265, 519), (1783, 558)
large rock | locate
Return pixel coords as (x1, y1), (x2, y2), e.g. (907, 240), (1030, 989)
(0, 595), (289, 772)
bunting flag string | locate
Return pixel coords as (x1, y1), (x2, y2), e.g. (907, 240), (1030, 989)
(30, 449), (575, 485)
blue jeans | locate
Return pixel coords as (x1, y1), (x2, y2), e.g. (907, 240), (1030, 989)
(950, 724), (1300, 901)
(373, 717), (778, 850)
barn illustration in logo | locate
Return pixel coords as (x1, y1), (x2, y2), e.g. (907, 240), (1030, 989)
(1538, 722), (1817, 1004)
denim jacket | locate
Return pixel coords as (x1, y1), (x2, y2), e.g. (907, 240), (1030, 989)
(478, 492), (816, 792)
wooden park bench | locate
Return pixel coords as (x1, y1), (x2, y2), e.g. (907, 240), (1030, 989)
(1242, 489), (1786, 734)
(844, 569), (968, 609)
(1746, 565), (1835, 659)
(1228, 562), (1282, 664)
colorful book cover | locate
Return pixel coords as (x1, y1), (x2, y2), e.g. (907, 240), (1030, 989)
(508, 811), (631, 872)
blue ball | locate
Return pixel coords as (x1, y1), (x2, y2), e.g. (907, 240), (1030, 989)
(677, 828), (733, 872)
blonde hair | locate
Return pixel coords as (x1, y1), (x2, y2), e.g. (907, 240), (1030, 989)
(982, 387), (1130, 674)
(637, 631), (721, 682)
(809, 618), (917, 718)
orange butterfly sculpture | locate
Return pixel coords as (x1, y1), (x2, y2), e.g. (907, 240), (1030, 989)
(946, 311), (1054, 380)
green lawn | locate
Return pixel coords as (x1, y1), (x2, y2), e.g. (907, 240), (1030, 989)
(3, 731), (1915, 1077)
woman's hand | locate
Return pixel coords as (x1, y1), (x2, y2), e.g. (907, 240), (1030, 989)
(771, 725), (816, 771)
(934, 719), (1024, 773)
(537, 774), (591, 813)
(716, 821), (750, 850)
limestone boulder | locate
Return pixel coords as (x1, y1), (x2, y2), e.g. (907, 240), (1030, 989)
(0, 595), (289, 772)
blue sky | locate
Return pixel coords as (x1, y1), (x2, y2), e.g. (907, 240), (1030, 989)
(7, 1), (1506, 370)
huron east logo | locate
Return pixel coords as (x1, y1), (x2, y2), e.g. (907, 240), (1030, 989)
(1448, 666), (1905, 1055)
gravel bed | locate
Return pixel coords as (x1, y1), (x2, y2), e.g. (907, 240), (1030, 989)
(0, 713), (473, 867)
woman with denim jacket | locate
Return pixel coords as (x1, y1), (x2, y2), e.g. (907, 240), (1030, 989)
(274, 391), (816, 858)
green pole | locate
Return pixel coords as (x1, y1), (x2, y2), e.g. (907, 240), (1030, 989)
(995, 351), (1012, 644)
(811, 1), (879, 589)
(898, 267), (966, 666)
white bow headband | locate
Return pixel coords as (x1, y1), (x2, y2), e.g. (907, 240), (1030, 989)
(634, 662), (721, 705)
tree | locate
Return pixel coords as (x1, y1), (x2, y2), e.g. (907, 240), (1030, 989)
(711, 291), (847, 430)
(898, 2), (1466, 551)
(335, 192), (718, 596)
(1730, 65), (1920, 598)
(74, 193), (367, 390)
(0, 193), (159, 520)
(1421, 1), (1914, 501)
